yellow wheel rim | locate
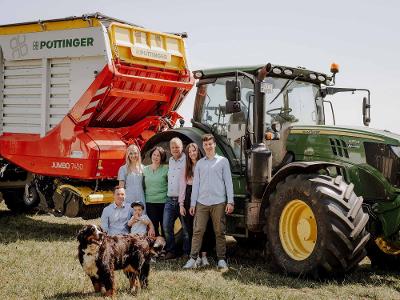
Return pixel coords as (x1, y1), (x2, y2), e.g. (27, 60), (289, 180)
(375, 237), (400, 255)
(279, 199), (317, 260)
(174, 218), (182, 235)
(157, 219), (181, 235)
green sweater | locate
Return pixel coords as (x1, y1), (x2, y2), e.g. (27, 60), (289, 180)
(143, 164), (168, 203)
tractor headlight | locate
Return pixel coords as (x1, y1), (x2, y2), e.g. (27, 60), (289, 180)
(309, 74), (317, 80)
(391, 146), (400, 158)
(283, 69), (293, 76)
(272, 68), (282, 75)
(193, 71), (203, 79)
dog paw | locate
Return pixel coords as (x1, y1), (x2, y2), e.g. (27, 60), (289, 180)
(130, 287), (138, 296)
(103, 288), (115, 297)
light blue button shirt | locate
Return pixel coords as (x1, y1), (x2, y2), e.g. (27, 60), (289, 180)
(167, 153), (186, 197)
(191, 154), (234, 207)
(100, 202), (132, 236)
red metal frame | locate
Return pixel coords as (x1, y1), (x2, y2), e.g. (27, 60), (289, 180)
(0, 60), (194, 180)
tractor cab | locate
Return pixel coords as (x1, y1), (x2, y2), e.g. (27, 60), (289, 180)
(192, 64), (372, 170)
(192, 65), (327, 169)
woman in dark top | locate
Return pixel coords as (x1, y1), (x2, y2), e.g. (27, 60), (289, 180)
(179, 143), (215, 266)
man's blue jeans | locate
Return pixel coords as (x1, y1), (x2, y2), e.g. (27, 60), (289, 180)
(163, 197), (190, 255)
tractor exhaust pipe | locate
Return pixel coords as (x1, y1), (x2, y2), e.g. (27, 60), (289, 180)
(247, 64), (273, 232)
(253, 63), (271, 144)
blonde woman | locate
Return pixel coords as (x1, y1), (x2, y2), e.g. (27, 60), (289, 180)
(118, 144), (145, 206)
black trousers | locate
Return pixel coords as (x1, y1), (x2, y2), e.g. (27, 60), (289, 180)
(146, 202), (165, 237)
(183, 185), (215, 254)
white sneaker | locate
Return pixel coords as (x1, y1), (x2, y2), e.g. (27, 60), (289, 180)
(195, 257), (202, 266)
(183, 258), (198, 269)
(201, 256), (210, 267)
(217, 259), (229, 272)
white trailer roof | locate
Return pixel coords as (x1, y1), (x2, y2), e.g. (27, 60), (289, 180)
(0, 13), (142, 29)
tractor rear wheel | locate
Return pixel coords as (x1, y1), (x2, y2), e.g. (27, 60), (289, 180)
(266, 174), (370, 277)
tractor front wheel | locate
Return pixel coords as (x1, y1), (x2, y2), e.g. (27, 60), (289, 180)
(266, 174), (370, 277)
(366, 237), (400, 270)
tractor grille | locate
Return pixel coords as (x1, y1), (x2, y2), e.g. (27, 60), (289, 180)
(364, 142), (400, 188)
(329, 138), (349, 158)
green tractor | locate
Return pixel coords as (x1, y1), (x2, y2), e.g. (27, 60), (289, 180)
(143, 63), (400, 276)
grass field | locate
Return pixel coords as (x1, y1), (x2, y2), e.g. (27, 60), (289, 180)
(1, 201), (400, 300)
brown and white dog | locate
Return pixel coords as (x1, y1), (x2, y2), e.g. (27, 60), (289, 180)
(77, 224), (165, 296)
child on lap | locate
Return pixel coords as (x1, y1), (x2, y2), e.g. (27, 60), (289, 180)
(129, 202), (155, 237)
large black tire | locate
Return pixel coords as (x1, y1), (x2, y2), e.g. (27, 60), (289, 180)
(2, 184), (40, 213)
(266, 174), (370, 277)
(366, 238), (400, 271)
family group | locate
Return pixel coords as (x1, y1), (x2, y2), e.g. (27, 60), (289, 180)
(100, 134), (234, 271)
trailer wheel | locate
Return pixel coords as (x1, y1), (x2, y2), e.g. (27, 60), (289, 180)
(266, 174), (370, 277)
(2, 184), (39, 212)
(23, 184), (40, 209)
(3, 190), (23, 212)
(80, 203), (106, 220)
(53, 187), (105, 219)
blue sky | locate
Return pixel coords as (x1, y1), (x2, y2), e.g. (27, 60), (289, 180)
(1, 0), (398, 133)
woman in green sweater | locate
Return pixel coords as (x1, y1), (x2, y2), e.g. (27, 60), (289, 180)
(143, 146), (168, 236)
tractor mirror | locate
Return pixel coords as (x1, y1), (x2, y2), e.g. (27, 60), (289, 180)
(225, 101), (241, 114)
(362, 96), (371, 126)
(226, 80), (241, 101)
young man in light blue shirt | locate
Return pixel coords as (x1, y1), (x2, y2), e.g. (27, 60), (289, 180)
(101, 186), (132, 236)
(183, 134), (234, 271)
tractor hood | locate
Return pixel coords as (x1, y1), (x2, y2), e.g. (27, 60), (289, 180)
(290, 125), (400, 146)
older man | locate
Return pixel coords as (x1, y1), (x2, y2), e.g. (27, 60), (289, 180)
(163, 137), (188, 259)
(101, 186), (132, 235)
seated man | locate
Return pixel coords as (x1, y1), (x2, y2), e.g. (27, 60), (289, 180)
(101, 186), (132, 235)
(129, 202), (155, 237)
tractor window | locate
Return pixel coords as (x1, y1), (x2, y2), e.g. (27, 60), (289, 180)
(196, 76), (254, 161)
(265, 79), (319, 126)
(194, 76), (320, 164)
(287, 84), (319, 125)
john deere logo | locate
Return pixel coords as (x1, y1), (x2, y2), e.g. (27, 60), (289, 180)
(32, 37), (94, 50)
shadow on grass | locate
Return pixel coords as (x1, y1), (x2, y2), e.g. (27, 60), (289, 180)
(0, 209), (85, 243)
(221, 248), (400, 291)
(43, 291), (97, 299)
(152, 243), (400, 291)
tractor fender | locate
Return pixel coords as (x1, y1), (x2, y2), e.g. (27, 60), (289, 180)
(260, 161), (343, 222)
(142, 128), (205, 156)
